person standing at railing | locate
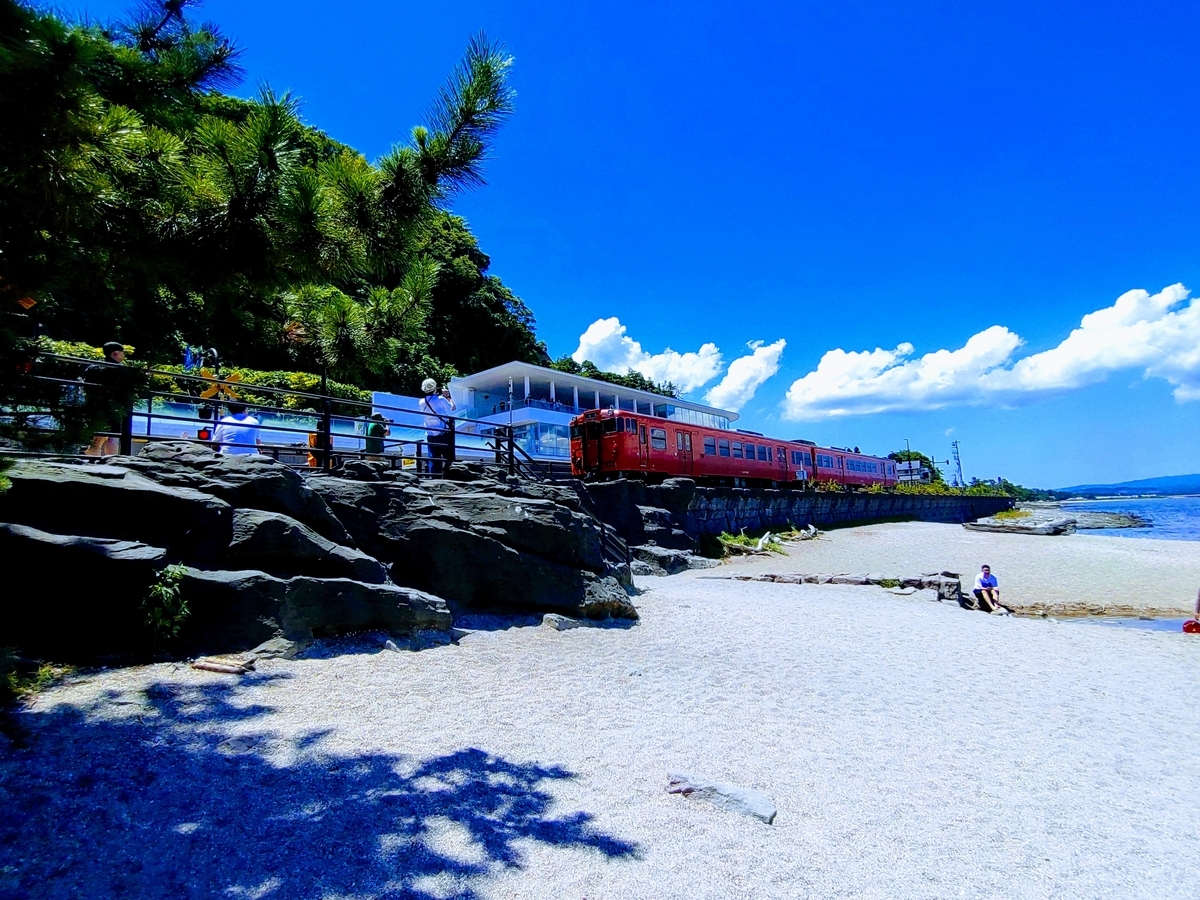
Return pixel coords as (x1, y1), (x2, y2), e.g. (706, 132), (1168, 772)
(420, 378), (456, 475)
(213, 403), (262, 455)
(83, 342), (131, 456)
(365, 412), (390, 461)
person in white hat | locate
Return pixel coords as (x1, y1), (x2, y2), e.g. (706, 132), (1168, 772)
(419, 378), (456, 475)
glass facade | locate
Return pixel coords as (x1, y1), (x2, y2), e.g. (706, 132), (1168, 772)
(650, 403), (730, 430)
(500, 422), (570, 459)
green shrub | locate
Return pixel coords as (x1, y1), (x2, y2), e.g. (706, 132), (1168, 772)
(144, 565), (190, 642)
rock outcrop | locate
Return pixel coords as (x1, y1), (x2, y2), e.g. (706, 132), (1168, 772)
(0, 444), (634, 663)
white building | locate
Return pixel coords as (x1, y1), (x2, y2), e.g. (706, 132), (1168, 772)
(375, 361), (737, 464)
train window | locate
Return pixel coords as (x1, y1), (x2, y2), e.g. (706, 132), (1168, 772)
(684, 433), (692, 451)
(743, 441), (754, 460)
(756, 445), (768, 461)
(570, 424), (582, 439)
(676, 432), (684, 450)
(614, 418), (624, 432)
(718, 439), (730, 457)
(732, 441), (743, 459)
(704, 436), (716, 455)
(650, 427), (667, 450)
(602, 419), (617, 433)
(766, 447), (773, 462)
(639, 426), (647, 444)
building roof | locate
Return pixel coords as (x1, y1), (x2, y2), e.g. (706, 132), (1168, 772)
(449, 360), (739, 422)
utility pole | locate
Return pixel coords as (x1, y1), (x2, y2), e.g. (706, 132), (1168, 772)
(951, 440), (965, 487)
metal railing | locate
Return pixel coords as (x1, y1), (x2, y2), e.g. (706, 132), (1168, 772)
(0, 353), (541, 479)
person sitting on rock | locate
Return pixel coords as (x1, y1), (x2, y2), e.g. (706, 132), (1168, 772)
(972, 564), (1001, 612)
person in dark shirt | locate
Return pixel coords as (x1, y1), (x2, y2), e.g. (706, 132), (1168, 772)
(83, 342), (130, 456)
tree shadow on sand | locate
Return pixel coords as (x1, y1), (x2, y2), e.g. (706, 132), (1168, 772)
(0, 675), (638, 899)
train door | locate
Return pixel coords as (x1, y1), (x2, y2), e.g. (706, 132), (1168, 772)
(638, 423), (649, 468)
(677, 430), (694, 476)
(580, 420), (602, 474)
(776, 446), (787, 483)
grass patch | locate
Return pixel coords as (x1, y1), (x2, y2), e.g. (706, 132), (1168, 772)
(878, 578), (902, 588)
(718, 530), (787, 556)
(993, 509), (1033, 520)
(1, 648), (75, 704)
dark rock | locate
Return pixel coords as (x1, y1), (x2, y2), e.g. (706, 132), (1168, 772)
(0, 523), (168, 660)
(0, 460), (231, 563)
(179, 568), (452, 651)
(338, 459), (389, 481)
(177, 568), (288, 655)
(281, 577), (451, 639)
(119, 442), (351, 545)
(311, 477), (635, 619)
(226, 509), (388, 583)
(630, 545), (693, 576)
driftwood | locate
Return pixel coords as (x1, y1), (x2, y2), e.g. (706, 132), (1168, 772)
(190, 659), (254, 675)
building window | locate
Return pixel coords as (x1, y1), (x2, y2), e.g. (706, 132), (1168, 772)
(704, 436), (716, 456)
(718, 439), (730, 457)
(650, 427), (667, 450)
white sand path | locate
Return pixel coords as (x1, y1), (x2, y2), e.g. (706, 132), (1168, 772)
(725, 521), (1200, 616)
(3, 572), (1199, 899)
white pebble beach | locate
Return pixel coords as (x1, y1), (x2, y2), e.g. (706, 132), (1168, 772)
(2, 522), (1199, 899)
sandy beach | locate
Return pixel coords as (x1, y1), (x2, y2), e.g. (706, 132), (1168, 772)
(4, 536), (1199, 899)
(726, 521), (1200, 617)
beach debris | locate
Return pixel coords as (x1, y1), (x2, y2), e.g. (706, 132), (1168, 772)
(383, 639), (401, 652)
(666, 772), (777, 824)
(217, 736), (256, 755)
(543, 614), (583, 631)
(754, 531), (772, 552)
(191, 658), (254, 675)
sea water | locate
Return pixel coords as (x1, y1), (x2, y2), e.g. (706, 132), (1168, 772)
(1061, 495), (1200, 541)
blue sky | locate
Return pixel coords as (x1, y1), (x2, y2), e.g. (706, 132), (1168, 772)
(79, 0), (1200, 487)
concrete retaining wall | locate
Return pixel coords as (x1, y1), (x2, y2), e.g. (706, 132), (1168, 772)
(582, 478), (1013, 549)
(688, 487), (1013, 536)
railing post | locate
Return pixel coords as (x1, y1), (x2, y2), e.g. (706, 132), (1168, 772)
(506, 425), (515, 477)
(321, 398), (333, 472)
(448, 417), (456, 468)
(119, 401), (134, 456)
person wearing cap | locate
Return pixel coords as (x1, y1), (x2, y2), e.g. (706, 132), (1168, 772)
(83, 342), (129, 456)
(419, 378), (456, 475)
(212, 402), (262, 455)
(972, 564), (1001, 612)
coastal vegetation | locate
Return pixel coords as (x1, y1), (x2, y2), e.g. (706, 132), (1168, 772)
(0, 0), (547, 401)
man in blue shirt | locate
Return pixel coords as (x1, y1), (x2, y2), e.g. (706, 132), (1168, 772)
(972, 564), (1001, 612)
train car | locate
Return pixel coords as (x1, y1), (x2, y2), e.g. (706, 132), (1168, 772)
(569, 408), (898, 489)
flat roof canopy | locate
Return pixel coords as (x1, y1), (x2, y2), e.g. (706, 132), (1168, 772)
(451, 360), (738, 422)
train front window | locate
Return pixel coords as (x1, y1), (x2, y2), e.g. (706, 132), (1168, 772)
(718, 439), (730, 457)
(570, 424), (582, 439)
(602, 419), (617, 433)
(704, 436), (716, 455)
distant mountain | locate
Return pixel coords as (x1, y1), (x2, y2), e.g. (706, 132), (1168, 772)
(1057, 473), (1200, 496)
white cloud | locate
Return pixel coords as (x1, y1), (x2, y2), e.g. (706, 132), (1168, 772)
(704, 339), (787, 411)
(782, 284), (1200, 420)
(572, 317), (723, 392)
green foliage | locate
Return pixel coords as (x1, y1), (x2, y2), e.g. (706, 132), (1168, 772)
(993, 508), (1033, 520)
(550, 356), (678, 398)
(144, 564), (189, 642)
(878, 578), (902, 589)
(1, 648), (74, 706)
(1, 2), (543, 405)
(718, 529), (786, 555)
(973, 478), (1063, 501)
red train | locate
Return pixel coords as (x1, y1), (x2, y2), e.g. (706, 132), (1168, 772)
(569, 408), (898, 489)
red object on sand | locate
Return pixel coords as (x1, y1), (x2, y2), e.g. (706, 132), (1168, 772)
(1183, 620), (1200, 634)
